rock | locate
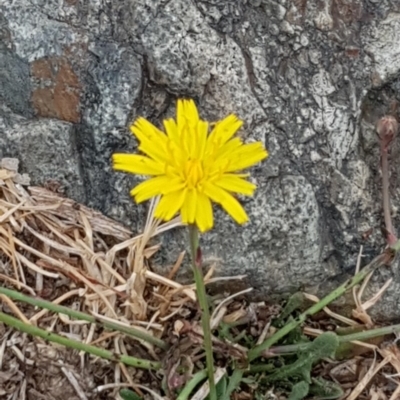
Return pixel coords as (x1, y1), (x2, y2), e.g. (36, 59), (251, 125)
(0, 105), (85, 202)
(363, 12), (400, 84)
(30, 56), (82, 123)
(0, 46), (33, 118)
(2, 0), (400, 319)
(82, 41), (142, 146)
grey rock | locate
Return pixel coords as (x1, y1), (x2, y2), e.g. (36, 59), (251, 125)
(0, 1), (87, 62)
(137, 0), (264, 127)
(83, 41), (142, 146)
(0, 47), (33, 117)
(0, 107), (85, 202)
(3, 0), (400, 320)
(362, 13), (400, 83)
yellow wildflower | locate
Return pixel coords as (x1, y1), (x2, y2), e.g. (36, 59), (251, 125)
(112, 99), (268, 232)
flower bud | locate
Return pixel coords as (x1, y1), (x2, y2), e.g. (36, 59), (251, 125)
(377, 116), (398, 150)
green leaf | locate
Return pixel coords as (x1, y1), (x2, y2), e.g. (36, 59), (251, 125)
(220, 369), (243, 400)
(275, 292), (306, 325)
(287, 381), (310, 400)
(176, 370), (208, 400)
(285, 324), (307, 346)
(241, 377), (257, 384)
(265, 333), (339, 384)
(308, 332), (339, 360)
(218, 322), (233, 340)
(309, 377), (344, 399)
(119, 389), (142, 400)
(215, 376), (227, 399)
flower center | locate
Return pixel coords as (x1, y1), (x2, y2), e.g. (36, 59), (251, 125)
(184, 159), (204, 189)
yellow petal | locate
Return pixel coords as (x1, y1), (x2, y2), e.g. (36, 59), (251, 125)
(177, 99), (195, 132)
(195, 192), (213, 232)
(181, 195), (189, 224)
(206, 114), (243, 150)
(165, 140), (186, 171)
(130, 118), (169, 163)
(154, 189), (187, 221)
(165, 182), (187, 197)
(181, 189), (197, 224)
(183, 99), (199, 126)
(203, 182), (249, 224)
(177, 99), (202, 157)
(211, 137), (243, 162)
(214, 174), (256, 196)
(131, 118), (168, 146)
(137, 142), (168, 164)
(207, 138), (243, 175)
(163, 118), (180, 144)
(131, 118), (167, 140)
(182, 124), (195, 158)
(131, 176), (170, 203)
(112, 154), (165, 175)
(226, 142), (268, 172)
(194, 120), (208, 159)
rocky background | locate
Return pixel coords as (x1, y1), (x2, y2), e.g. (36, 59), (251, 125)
(2, 0), (400, 319)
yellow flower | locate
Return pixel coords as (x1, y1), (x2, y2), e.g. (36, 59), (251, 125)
(112, 99), (268, 232)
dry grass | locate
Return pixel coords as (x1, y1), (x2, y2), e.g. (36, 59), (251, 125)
(1, 157), (400, 399)
(0, 158), (202, 399)
(0, 158), (254, 399)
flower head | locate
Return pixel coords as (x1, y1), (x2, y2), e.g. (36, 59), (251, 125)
(112, 99), (268, 232)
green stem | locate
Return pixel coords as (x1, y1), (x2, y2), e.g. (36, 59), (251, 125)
(0, 286), (168, 350)
(337, 323), (400, 343)
(255, 322), (400, 359)
(248, 251), (392, 361)
(249, 323), (400, 373)
(0, 311), (160, 370)
(188, 225), (216, 400)
(176, 370), (208, 400)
